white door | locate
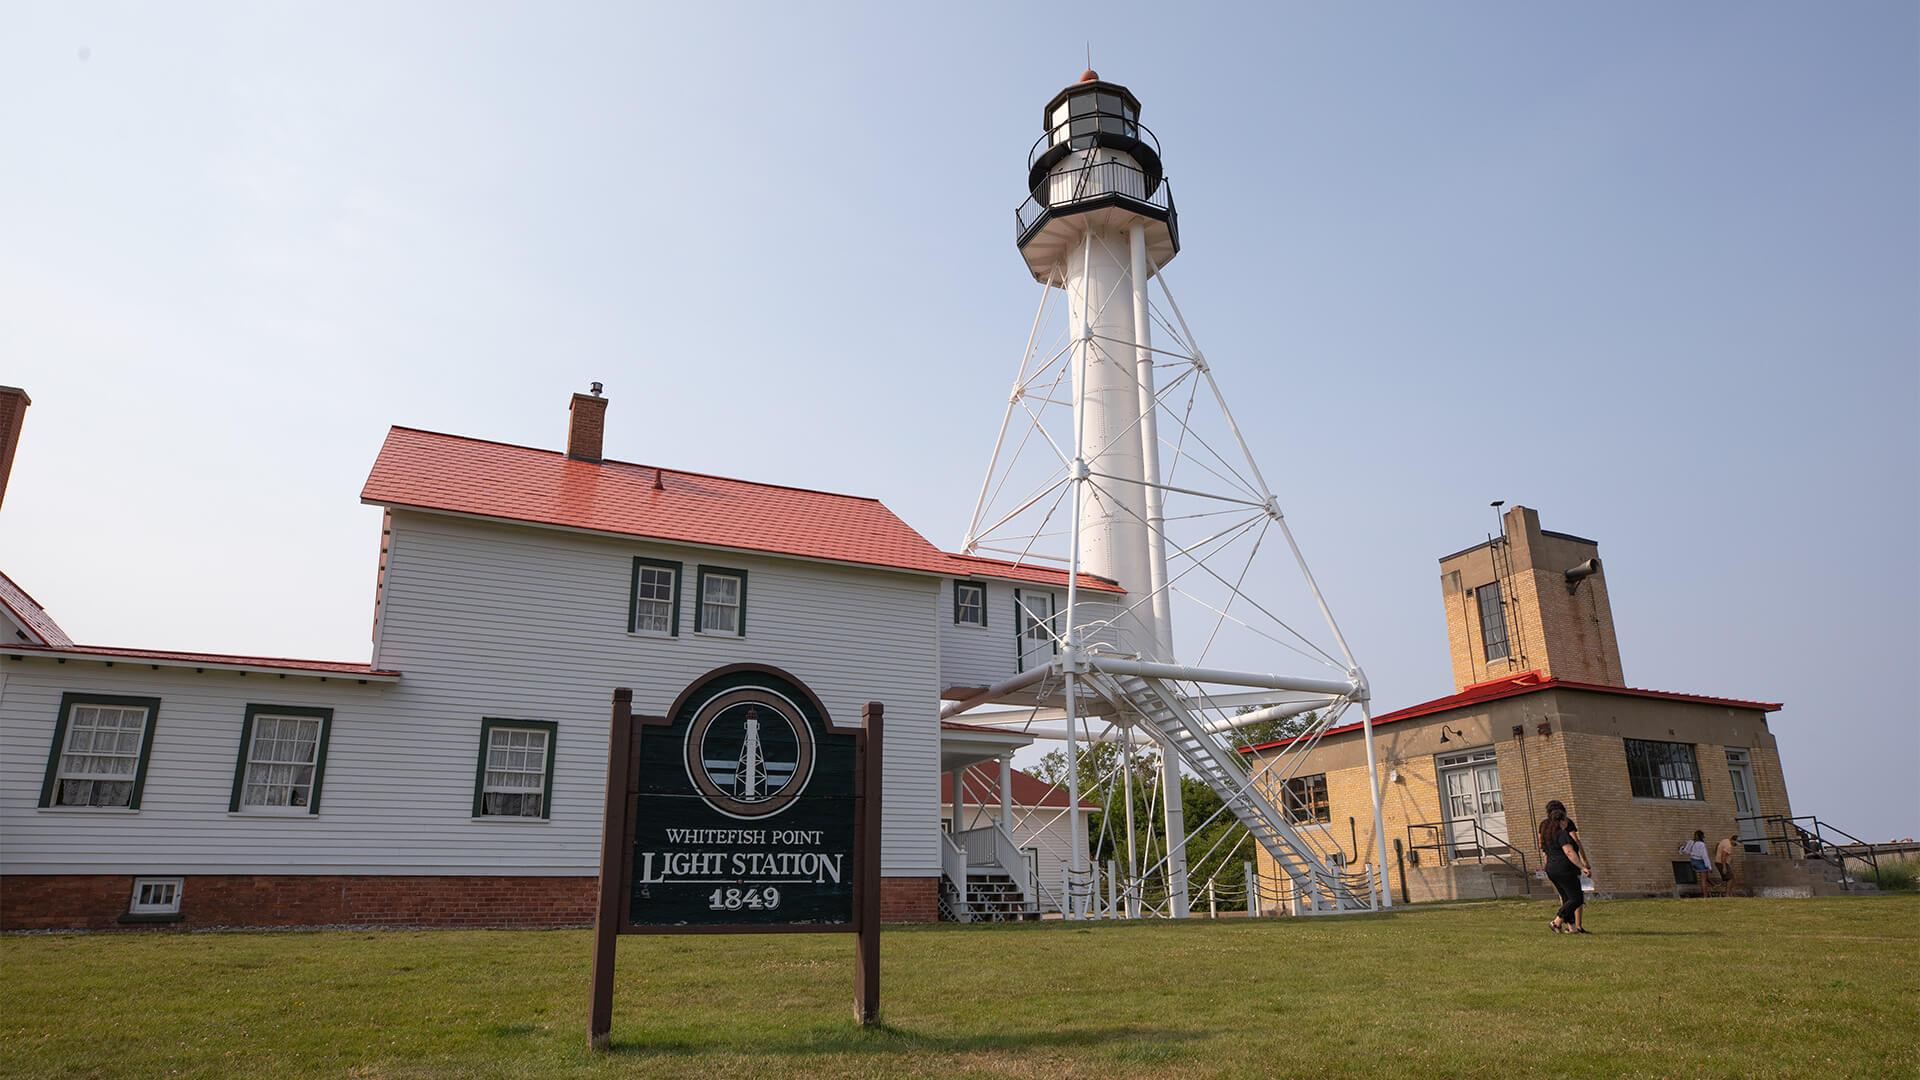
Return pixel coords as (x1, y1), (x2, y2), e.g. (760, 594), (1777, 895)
(1438, 749), (1508, 854)
(1726, 749), (1765, 850)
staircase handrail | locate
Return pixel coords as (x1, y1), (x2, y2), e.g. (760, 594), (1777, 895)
(1737, 813), (1882, 889)
(1109, 672), (1369, 911)
(953, 822), (1038, 915)
(1404, 819), (1530, 881)
(940, 830), (971, 921)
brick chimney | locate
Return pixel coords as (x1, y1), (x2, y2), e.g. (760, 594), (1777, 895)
(0, 386), (29, 510)
(568, 383), (607, 462)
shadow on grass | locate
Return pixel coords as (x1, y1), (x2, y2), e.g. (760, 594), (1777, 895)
(607, 1022), (1201, 1060)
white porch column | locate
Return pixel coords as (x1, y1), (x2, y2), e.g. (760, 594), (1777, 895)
(951, 767), (966, 833)
(998, 755), (1013, 830)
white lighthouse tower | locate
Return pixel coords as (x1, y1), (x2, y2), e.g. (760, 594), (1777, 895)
(954, 71), (1390, 919)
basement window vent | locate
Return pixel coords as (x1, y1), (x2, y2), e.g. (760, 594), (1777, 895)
(129, 877), (183, 916)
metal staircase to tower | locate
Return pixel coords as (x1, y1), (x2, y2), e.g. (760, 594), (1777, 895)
(944, 70), (1390, 917)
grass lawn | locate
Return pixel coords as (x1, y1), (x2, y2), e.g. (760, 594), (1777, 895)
(3, 895), (1916, 1079)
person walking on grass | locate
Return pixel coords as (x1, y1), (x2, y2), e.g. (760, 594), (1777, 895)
(1540, 800), (1593, 934)
(1679, 830), (1716, 889)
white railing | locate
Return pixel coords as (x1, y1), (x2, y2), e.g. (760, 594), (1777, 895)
(941, 830), (971, 922)
(954, 823), (1038, 916)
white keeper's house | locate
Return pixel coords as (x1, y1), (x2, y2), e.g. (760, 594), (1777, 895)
(0, 385), (1091, 928)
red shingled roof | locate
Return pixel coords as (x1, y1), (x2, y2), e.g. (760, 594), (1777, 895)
(1237, 670), (1781, 754)
(5, 643), (398, 679)
(361, 427), (1120, 593)
(0, 570), (73, 648)
(941, 763), (1095, 809)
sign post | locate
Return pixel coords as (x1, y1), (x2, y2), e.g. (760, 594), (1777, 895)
(588, 665), (883, 1050)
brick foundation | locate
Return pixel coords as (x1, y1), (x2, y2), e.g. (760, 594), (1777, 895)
(3, 873), (945, 931)
(1, 874), (599, 931)
(879, 876), (939, 923)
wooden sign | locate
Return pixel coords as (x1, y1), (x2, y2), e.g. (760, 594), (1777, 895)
(589, 664), (882, 1049)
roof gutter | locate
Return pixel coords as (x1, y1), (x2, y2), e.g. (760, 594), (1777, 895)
(4, 649), (400, 683)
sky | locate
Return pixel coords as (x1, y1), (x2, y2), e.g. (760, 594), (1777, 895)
(1, 3), (1914, 837)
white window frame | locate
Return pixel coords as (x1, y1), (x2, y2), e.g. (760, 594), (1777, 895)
(237, 712), (326, 814)
(954, 582), (987, 628)
(630, 558), (680, 637)
(476, 720), (555, 821)
(128, 876), (183, 916)
(697, 568), (746, 637)
(46, 699), (155, 810)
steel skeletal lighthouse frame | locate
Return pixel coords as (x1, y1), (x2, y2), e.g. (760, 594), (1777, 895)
(942, 71), (1389, 917)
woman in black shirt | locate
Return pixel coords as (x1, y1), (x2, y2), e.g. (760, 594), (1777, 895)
(1538, 799), (1593, 933)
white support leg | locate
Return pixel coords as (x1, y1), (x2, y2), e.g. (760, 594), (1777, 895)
(1162, 741), (1191, 918)
(1360, 702), (1391, 910)
(1121, 723), (1140, 918)
(1063, 670), (1086, 920)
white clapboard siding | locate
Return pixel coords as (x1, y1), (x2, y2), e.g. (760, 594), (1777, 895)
(0, 510), (943, 878)
(937, 580), (1067, 693)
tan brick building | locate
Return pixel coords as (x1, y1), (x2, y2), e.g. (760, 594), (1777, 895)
(1243, 506), (1795, 901)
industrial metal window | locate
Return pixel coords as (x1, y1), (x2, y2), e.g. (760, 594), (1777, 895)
(38, 695), (161, 810)
(954, 582), (986, 627)
(232, 705), (332, 814)
(1282, 773), (1330, 824)
(1625, 738), (1704, 800)
(128, 877), (183, 916)
(1477, 581), (1510, 662)
(474, 719), (558, 819)
(695, 567), (747, 636)
(630, 558), (681, 636)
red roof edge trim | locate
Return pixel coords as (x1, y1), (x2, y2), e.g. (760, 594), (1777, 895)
(5, 643), (398, 679)
(1236, 670), (1781, 754)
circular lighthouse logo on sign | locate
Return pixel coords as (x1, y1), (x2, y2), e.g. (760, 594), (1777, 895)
(683, 686), (816, 819)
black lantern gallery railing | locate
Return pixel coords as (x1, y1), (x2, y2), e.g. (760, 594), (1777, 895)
(1014, 158), (1179, 251)
(1028, 111), (1165, 175)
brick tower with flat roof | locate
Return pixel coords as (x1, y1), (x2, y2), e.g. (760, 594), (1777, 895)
(1438, 505), (1623, 692)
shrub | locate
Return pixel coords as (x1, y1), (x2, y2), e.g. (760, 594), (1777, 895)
(1859, 854), (1919, 891)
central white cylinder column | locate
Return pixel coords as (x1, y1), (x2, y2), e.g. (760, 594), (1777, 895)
(1067, 223), (1156, 657)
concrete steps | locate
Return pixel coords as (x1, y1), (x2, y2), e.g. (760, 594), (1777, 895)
(1740, 854), (1880, 898)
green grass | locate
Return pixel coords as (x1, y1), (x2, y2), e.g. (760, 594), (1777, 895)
(1861, 854), (1919, 891)
(3, 896), (1917, 1079)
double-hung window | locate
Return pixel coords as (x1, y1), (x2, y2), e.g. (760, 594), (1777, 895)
(230, 705), (332, 814)
(1282, 774), (1331, 825)
(474, 719), (558, 819)
(1625, 738), (1704, 800)
(1476, 581), (1510, 662)
(954, 582), (986, 627)
(629, 558), (682, 636)
(695, 567), (747, 636)
(38, 694), (161, 809)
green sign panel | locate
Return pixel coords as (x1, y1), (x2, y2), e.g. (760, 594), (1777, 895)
(628, 667), (859, 927)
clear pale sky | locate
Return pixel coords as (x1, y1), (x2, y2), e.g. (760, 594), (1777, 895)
(2, 4), (1914, 836)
